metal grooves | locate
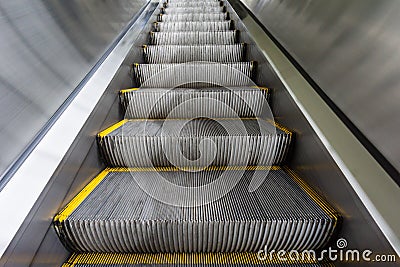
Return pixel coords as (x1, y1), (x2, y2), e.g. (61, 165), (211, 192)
(97, 119), (292, 167)
(56, 0), (341, 264)
(143, 44), (245, 63)
(153, 21), (233, 32)
(160, 7), (226, 14)
(54, 169), (336, 253)
(164, 1), (224, 8)
(132, 62), (254, 87)
(157, 13), (229, 22)
(63, 252), (333, 267)
(149, 31), (238, 45)
(120, 87), (269, 119)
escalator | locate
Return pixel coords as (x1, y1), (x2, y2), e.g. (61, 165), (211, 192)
(53, 0), (340, 266)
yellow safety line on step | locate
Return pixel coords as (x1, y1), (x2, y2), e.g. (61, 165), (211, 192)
(64, 251), (320, 265)
(120, 87), (268, 94)
(284, 166), (340, 227)
(119, 88), (139, 94)
(97, 119), (128, 138)
(110, 166), (281, 172)
(54, 169), (111, 223)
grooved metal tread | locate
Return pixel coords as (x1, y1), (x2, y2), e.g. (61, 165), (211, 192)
(143, 44), (246, 63)
(119, 87), (269, 119)
(97, 118), (292, 167)
(153, 21), (234, 32)
(132, 62), (254, 88)
(149, 31), (238, 45)
(157, 13), (230, 22)
(54, 168), (338, 253)
(160, 7), (226, 14)
(62, 252), (334, 267)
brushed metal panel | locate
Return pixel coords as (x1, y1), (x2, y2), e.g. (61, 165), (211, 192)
(228, 0), (398, 264)
(0, 0), (147, 181)
(240, 0), (400, 176)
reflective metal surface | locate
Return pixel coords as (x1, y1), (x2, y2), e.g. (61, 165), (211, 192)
(0, 1), (155, 266)
(0, 0), (147, 181)
(240, 0), (400, 175)
(228, 0), (398, 264)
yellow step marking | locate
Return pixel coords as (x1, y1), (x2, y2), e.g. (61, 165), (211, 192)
(54, 169), (110, 223)
(63, 251), (323, 266)
(97, 119), (128, 138)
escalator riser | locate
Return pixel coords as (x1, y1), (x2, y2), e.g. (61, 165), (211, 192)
(157, 13), (229, 22)
(167, 0), (222, 2)
(132, 62), (253, 88)
(120, 87), (269, 119)
(97, 119), (292, 167)
(161, 7), (225, 14)
(164, 1), (224, 7)
(153, 21), (233, 32)
(143, 44), (245, 63)
(54, 169), (337, 253)
(149, 31), (238, 45)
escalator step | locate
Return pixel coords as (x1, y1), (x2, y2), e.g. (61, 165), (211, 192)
(157, 13), (229, 22)
(54, 167), (338, 253)
(132, 62), (253, 88)
(97, 118), (292, 167)
(160, 7), (226, 14)
(149, 31), (238, 45)
(119, 87), (269, 119)
(167, 0), (222, 2)
(143, 44), (245, 63)
(62, 252), (334, 267)
(164, 1), (224, 8)
(153, 21), (233, 32)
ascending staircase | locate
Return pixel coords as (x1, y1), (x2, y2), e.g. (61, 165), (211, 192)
(54, 0), (340, 266)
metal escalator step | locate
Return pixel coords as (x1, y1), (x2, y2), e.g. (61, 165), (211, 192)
(62, 252), (334, 267)
(160, 6), (226, 14)
(119, 87), (269, 119)
(97, 118), (292, 167)
(153, 21), (234, 32)
(149, 31), (238, 45)
(157, 13), (229, 22)
(54, 167), (338, 253)
(132, 62), (254, 88)
(143, 44), (245, 63)
(164, 1), (224, 8)
(167, 0), (222, 2)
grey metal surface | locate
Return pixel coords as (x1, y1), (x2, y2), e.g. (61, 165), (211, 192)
(149, 31), (239, 45)
(0, 0), (148, 181)
(239, 0), (400, 176)
(0, 2), (157, 266)
(153, 21), (233, 32)
(158, 13), (229, 22)
(133, 62), (255, 87)
(120, 87), (269, 119)
(99, 119), (291, 167)
(55, 169), (337, 253)
(143, 44), (246, 63)
(226, 0), (399, 265)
